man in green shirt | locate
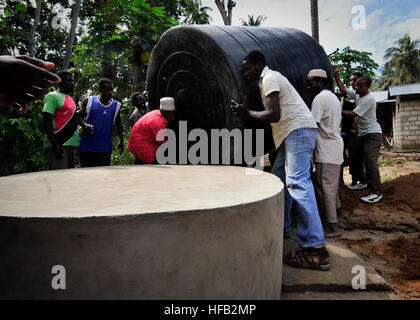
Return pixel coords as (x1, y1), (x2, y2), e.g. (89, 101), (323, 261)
(42, 71), (79, 170)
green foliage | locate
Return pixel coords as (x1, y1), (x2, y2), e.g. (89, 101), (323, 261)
(0, 0), (70, 66)
(72, 0), (177, 103)
(0, 100), (46, 176)
(384, 34), (420, 85)
(110, 113), (134, 166)
(371, 63), (395, 91)
(148, 0), (211, 24)
(179, 0), (212, 25)
(330, 46), (379, 87)
(240, 14), (266, 26)
(0, 0), (211, 176)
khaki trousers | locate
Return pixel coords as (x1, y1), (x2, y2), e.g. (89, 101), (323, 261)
(314, 162), (341, 224)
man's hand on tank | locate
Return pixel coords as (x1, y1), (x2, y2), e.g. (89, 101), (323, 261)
(231, 97), (249, 117)
(0, 55), (61, 111)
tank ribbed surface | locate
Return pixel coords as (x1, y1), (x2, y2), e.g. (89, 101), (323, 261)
(147, 25), (333, 157)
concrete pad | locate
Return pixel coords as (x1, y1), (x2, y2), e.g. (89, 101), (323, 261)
(282, 235), (391, 293)
(0, 165), (282, 218)
(0, 166), (285, 299)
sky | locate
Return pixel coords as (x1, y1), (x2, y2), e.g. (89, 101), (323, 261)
(201, 0), (420, 71)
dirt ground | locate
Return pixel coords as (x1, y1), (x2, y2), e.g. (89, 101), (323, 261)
(338, 151), (420, 300)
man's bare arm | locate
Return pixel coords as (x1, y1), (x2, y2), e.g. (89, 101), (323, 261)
(332, 64), (347, 95)
(231, 92), (280, 123)
(342, 110), (357, 117)
(43, 112), (64, 158)
(115, 111), (124, 155)
(77, 98), (94, 134)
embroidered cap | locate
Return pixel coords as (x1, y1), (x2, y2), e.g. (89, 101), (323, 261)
(307, 69), (327, 79)
(160, 97), (175, 111)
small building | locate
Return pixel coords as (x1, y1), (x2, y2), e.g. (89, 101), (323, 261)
(388, 83), (420, 151)
(371, 90), (395, 138)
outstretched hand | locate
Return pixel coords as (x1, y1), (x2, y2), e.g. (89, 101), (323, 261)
(0, 55), (61, 113)
(230, 96), (250, 118)
(332, 64), (343, 74)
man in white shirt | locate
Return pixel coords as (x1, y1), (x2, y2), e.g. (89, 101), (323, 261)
(307, 69), (343, 238)
(338, 71), (365, 186)
(231, 51), (330, 271)
(334, 66), (383, 204)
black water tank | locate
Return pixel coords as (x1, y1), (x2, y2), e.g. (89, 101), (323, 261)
(147, 25), (334, 160)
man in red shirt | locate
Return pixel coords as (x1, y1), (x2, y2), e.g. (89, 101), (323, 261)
(127, 97), (176, 164)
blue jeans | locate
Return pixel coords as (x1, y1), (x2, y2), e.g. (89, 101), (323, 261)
(271, 128), (326, 249)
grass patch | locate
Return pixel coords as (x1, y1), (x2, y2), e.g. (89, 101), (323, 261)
(379, 159), (407, 167)
(381, 170), (399, 183)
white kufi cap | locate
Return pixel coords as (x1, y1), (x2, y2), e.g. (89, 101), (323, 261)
(307, 69), (327, 79)
(160, 97), (176, 111)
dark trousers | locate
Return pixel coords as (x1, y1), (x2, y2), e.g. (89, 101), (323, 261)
(341, 131), (361, 183)
(79, 151), (111, 167)
(350, 136), (367, 184)
(359, 133), (383, 193)
(45, 147), (75, 170)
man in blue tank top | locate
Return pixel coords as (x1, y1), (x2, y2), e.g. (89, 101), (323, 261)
(77, 78), (124, 167)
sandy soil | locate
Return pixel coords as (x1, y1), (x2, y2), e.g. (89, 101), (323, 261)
(338, 152), (420, 300)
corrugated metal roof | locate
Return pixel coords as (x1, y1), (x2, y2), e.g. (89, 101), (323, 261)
(389, 83), (420, 97)
(379, 99), (396, 103)
(370, 91), (388, 102)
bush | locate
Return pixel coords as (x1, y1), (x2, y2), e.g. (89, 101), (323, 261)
(0, 101), (47, 176)
(0, 102), (134, 176)
(110, 112), (134, 166)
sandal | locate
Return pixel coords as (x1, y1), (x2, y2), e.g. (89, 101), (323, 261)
(283, 247), (331, 271)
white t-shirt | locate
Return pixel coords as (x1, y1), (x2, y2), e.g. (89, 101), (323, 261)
(346, 88), (359, 104)
(259, 67), (317, 150)
(352, 93), (382, 136)
(311, 90), (344, 165)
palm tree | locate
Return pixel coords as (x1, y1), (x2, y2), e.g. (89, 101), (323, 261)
(240, 14), (266, 26)
(384, 34), (420, 84)
(182, 0), (212, 24)
(371, 63), (395, 91)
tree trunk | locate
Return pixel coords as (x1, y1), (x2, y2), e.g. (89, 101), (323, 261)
(29, 0), (42, 56)
(311, 0), (319, 43)
(215, 0), (235, 25)
(63, 0), (82, 70)
(131, 64), (139, 95)
(101, 45), (114, 80)
(227, 0), (234, 25)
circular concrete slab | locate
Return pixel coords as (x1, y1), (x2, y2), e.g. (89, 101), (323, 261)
(0, 165), (282, 218)
(0, 165), (284, 299)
